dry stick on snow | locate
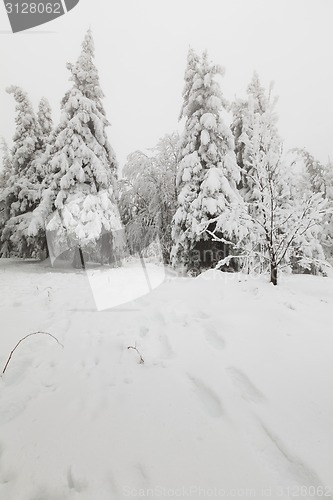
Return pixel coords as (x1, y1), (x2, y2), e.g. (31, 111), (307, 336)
(127, 345), (145, 364)
(2, 331), (64, 375)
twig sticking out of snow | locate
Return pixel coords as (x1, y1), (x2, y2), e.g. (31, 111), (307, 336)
(2, 331), (64, 375)
(127, 345), (145, 364)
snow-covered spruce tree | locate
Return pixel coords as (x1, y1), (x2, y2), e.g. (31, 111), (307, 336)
(0, 138), (12, 178)
(0, 139), (12, 194)
(231, 72), (269, 201)
(171, 50), (242, 272)
(324, 159), (333, 263)
(178, 47), (200, 121)
(20, 98), (55, 256)
(0, 86), (45, 258)
(224, 79), (329, 285)
(293, 149), (333, 199)
(0, 138), (12, 242)
(67, 29), (118, 182)
(29, 30), (121, 268)
(37, 97), (53, 147)
(119, 132), (179, 263)
(292, 149), (333, 263)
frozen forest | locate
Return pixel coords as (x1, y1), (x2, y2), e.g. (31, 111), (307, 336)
(0, 19), (332, 500)
(1, 31), (332, 284)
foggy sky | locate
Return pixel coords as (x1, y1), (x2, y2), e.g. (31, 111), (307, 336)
(1, 0), (332, 167)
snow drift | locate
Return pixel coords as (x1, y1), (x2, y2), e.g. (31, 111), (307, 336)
(0, 260), (332, 500)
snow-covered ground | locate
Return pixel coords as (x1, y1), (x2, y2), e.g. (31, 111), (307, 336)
(0, 259), (332, 500)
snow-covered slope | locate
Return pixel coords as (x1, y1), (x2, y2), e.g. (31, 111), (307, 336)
(0, 260), (332, 500)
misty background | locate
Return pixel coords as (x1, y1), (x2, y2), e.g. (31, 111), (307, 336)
(0, 0), (332, 167)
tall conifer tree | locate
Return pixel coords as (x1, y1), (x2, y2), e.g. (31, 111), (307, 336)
(171, 50), (241, 270)
(29, 30), (122, 267)
(0, 87), (44, 257)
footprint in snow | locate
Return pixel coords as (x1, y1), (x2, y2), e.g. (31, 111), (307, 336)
(153, 311), (167, 325)
(204, 324), (226, 350)
(227, 367), (265, 404)
(126, 462), (150, 490)
(0, 446), (17, 485)
(193, 310), (210, 320)
(107, 470), (121, 497)
(284, 301), (296, 311)
(139, 325), (149, 337)
(188, 375), (223, 418)
(258, 422), (330, 497)
(66, 466), (88, 493)
(158, 334), (175, 359)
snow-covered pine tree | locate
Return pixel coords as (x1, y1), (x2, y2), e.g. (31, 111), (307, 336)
(37, 97), (53, 146)
(230, 98), (247, 175)
(67, 29), (118, 182)
(171, 50), (241, 272)
(231, 72), (269, 201)
(227, 78), (329, 284)
(178, 47), (200, 121)
(29, 29), (122, 268)
(0, 86), (45, 258)
(0, 138), (12, 193)
(292, 149), (333, 263)
(22, 99), (54, 255)
(324, 159), (333, 263)
(294, 149), (333, 199)
(0, 138), (12, 242)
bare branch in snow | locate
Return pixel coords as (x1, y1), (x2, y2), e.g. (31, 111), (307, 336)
(127, 345), (145, 364)
(2, 331), (64, 375)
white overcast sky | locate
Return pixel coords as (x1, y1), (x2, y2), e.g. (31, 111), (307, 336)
(0, 0), (332, 167)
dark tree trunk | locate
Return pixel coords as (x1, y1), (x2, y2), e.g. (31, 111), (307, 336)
(73, 246), (85, 269)
(270, 261), (278, 285)
(100, 233), (114, 265)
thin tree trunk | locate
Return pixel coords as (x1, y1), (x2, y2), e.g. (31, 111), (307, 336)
(73, 246), (85, 269)
(79, 247), (85, 269)
(270, 261), (278, 285)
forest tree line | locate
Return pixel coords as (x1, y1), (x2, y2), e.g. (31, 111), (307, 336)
(0, 30), (332, 284)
